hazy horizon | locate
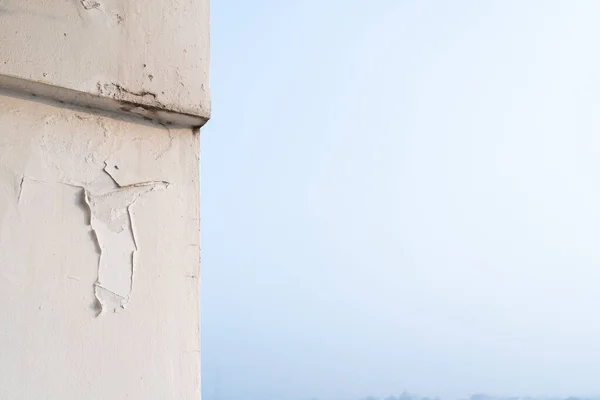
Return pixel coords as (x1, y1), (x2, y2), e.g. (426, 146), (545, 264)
(202, 1), (600, 399)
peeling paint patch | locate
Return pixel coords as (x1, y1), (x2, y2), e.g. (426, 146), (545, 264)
(80, 0), (100, 10)
(85, 177), (169, 315)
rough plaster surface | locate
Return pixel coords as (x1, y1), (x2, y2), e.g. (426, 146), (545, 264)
(0, 90), (201, 399)
(0, 0), (210, 126)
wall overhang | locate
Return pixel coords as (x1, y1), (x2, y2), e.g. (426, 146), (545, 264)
(0, 0), (210, 127)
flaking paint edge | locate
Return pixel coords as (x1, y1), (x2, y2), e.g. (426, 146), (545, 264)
(84, 176), (169, 316)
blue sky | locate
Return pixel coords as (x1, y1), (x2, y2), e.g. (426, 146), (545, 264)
(202, 2), (600, 399)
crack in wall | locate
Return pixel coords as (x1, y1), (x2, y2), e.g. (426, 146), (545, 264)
(156, 124), (174, 160)
(16, 175), (24, 203)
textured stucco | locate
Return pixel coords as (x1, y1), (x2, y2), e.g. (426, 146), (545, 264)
(0, 0), (210, 126)
(0, 90), (201, 399)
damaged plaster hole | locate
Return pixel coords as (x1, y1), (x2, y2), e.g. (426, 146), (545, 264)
(85, 175), (169, 316)
(97, 82), (158, 102)
(81, 0), (100, 10)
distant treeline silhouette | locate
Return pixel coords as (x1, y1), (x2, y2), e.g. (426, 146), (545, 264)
(359, 392), (593, 400)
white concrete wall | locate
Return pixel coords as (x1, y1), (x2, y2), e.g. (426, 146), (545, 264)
(0, 0), (207, 397)
(0, 90), (201, 399)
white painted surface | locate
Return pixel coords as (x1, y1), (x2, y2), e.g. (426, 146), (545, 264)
(0, 0), (210, 126)
(0, 90), (201, 399)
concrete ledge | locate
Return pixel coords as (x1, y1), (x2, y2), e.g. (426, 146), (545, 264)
(0, 74), (208, 127)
